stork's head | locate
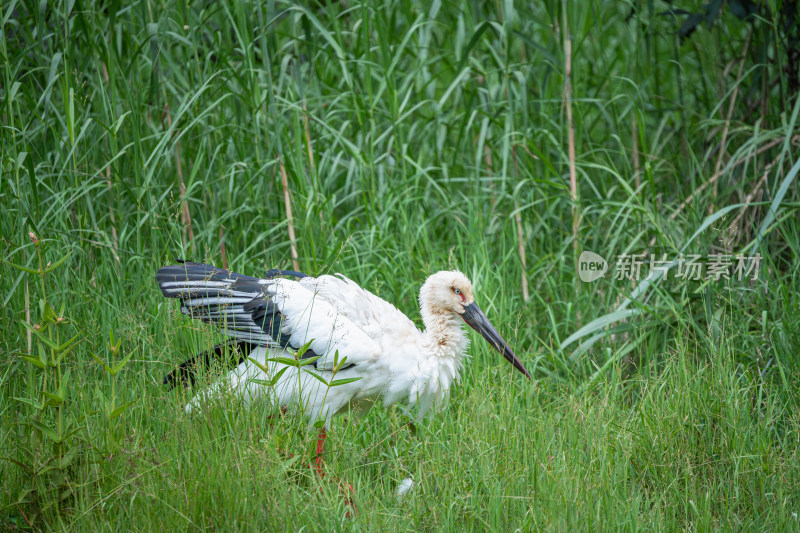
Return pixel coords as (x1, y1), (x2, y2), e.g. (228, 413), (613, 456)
(420, 271), (531, 379)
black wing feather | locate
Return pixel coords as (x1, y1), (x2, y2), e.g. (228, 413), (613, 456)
(158, 262), (340, 385)
(157, 261), (305, 345)
(163, 339), (258, 390)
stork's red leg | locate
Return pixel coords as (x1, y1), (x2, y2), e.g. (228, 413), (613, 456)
(314, 427), (327, 477)
(266, 405), (288, 422)
(312, 427), (357, 515)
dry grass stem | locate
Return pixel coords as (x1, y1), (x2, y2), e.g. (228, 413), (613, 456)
(279, 156), (300, 272)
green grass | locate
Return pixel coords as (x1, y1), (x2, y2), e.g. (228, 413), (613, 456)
(2, 0), (799, 530)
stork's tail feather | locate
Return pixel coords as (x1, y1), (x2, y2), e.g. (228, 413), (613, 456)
(163, 339), (258, 389)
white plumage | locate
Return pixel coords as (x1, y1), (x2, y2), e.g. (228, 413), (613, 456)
(158, 263), (530, 425)
(157, 262), (530, 503)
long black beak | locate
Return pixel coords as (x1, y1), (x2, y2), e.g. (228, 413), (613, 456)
(461, 302), (531, 379)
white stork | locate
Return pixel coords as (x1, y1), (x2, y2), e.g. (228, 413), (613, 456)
(157, 261), (530, 497)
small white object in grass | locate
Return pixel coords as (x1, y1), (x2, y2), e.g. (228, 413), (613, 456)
(396, 478), (415, 499)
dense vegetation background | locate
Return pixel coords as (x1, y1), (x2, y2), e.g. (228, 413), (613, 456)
(2, 0), (799, 530)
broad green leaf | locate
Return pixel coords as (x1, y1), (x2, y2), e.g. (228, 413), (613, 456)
(94, 385), (107, 404)
(298, 355), (321, 367)
(112, 111), (131, 135)
(57, 330), (83, 353)
(43, 252), (72, 273)
(32, 330), (59, 351)
(456, 21), (496, 75)
(14, 397), (44, 410)
(20, 355), (46, 369)
(43, 398), (60, 409)
(293, 339), (314, 358)
(1, 457), (33, 473)
(16, 488), (35, 503)
(91, 352), (113, 374)
(38, 344), (48, 366)
(334, 356), (350, 372)
(52, 343), (79, 366)
(25, 144), (39, 214)
(756, 155), (800, 247)
(250, 366), (290, 388)
(62, 425), (85, 440)
(58, 445), (79, 470)
(268, 356), (303, 367)
(330, 377), (363, 387)
(28, 419), (61, 443)
(268, 366), (289, 386)
(42, 391), (65, 405)
(283, 454), (300, 468)
(3, 260), (41, 275)
(561, 309), (641, 353)
(302, 368), (329, 386)
(247, 357), (269, 372)
(21, 320), (44, 335)
(42, 300), (58, 322)
(58, 370), (71, 397)
(110, 400), (135, 419)
(110, 351), (134, 375)
(8, 81), (22, 104)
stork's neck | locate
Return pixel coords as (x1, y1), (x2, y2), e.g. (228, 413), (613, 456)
(420, 304), (469, 362)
